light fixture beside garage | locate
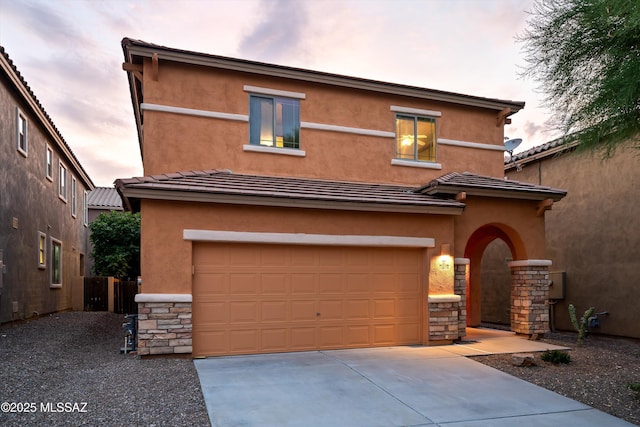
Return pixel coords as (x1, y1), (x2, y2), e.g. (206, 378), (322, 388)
(438, 244), (452, 271)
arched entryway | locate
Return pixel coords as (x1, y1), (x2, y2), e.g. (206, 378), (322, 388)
(461, 223), (551, 336)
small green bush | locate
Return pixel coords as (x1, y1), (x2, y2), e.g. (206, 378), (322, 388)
(629, 382), (640, 401)
(541, 349), (571, 364)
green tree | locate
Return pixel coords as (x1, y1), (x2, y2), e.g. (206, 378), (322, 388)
(89, 211), (140, 279)
(519, 0), (640, 155)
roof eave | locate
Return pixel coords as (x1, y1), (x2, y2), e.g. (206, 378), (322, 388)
(425, 187), (566, 202)
(121, 39), (524, 114)
(118, 187), (464, 216)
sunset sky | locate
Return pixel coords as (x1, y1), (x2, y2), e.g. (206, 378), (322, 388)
(0, 0), (554, 187)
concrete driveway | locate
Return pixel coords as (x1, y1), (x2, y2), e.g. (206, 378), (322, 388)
(195, 332), (634, 426)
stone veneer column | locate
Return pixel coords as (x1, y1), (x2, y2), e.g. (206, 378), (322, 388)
(134, 294), (192, 356)
(508, 260), (552, 336)
(454, 258), (469, 339)
(427, 295), (462, 343)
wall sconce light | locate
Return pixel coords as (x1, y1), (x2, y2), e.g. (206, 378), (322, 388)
(438, 244), (452, 271)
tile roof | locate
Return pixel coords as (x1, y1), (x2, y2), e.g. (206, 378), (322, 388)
(88, 187), (123, 210)
(115, 170), (465, 214)
(418, 172), (567, 201)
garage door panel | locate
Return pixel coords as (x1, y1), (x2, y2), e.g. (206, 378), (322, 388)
(261, 301), (288, 322)
(291, 300), (316, 321)
(194, 301), (227, 324)
(229, 329), (259, 352)
(319, 326), (343, 346)
(193, 243), (423, 357)
(346, 326), (370, 345)
(345, 299), (370, 319)
(374, 299), (396, 318)
(371, 276), (397, 293)
(373, 325), (396, 344)
(318, 300), (343, 320)
(194, 272), (227, 294)
(397, 323), (420, 344)
(229, 302), (259, 323)
(346, 274), (369, 293)
(229, 273), (259, 295)
(261, 273), (289, 294)
(291, 274), (315, 294)
(197, 330), (228, 355)
(291, 327), (316, 349)
(260, 246), (289, 266)
(397, 274), (421, 292)
(261, 328), (288, 351)
(317, 274), (344, 293)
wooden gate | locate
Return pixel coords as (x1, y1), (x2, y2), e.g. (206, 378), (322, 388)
(114, 279), (138, 314)
(84, 277), (108, 311)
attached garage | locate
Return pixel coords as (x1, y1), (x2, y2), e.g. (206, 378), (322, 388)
(119, 171), (465, 357)
(192, 241), (425, 357)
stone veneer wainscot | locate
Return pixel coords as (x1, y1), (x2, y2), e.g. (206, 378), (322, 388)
(135, 294), (192, 356)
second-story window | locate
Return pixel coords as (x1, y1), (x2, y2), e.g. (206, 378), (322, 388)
(249, 95), (300, 149)
(46, 146), (53, 181)
(59, 162), (68, 202)
(395, 115), (436, 162)
(17, 108), (28, 156)
(71, 177), (77, 217)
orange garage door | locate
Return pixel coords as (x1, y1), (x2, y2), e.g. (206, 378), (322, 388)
(192, 242), (424, 357)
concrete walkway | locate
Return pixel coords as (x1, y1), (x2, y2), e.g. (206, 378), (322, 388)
(195, 329), (635, 426)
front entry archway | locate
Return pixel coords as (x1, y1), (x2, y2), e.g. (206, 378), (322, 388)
(462, 223), (551, 336)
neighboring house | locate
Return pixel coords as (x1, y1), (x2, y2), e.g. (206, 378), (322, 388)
(0, 46), (95, 323)
(116, 38), (566, 357)
(481, 137), (638, 339)
(86, 187), (123, 275)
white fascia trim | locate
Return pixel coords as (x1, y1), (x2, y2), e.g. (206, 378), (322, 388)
(184, 230), (435, 248)
(242, 144), (306, 157)
(428, 294), (461, 303)
(508, 259), (553, 268)
(141, 103), (248, 122)
(391, 159), (443, 170)
(301, 122), (395, 138)
(454, 258), (470, 265)
(135, 293), (193, 303)
(243, 85), (306, 99)
(391, 105), (442, 117)
(438, 138), (505, 152)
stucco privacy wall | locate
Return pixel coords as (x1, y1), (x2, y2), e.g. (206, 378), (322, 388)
(139, 200), (455, 296)
(504, 140), (640, 338)
(140, 61), (507, 184)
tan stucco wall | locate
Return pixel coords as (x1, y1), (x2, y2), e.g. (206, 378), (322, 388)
(140, 199), (456, 296)
(140, 60), (507, 185)
(503, 141), (640, 338)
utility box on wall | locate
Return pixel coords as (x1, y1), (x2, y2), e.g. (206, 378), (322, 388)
(549, 271), (566, 300)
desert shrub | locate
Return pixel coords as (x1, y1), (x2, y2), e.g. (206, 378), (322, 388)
(541, 349), (571, 364)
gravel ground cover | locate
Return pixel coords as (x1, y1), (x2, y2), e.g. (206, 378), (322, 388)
(2, 312), (639, 426)
(471, 331), (640, 425)
(0, 311), (210, 427)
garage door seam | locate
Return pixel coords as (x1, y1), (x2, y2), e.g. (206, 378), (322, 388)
(319, 351), (434, 424)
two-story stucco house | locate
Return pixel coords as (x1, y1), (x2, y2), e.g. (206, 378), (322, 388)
(0, 46), (95, 323)
(116, 38), (566, 357)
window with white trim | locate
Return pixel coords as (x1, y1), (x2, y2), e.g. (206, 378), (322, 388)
(51, 238), (62, 288)
(83, 191), (88, 227)
(46, 146), (53, 180)
(71, 177), (77, 217)
(17, 108), (28, 156)
(249, 95), (300, 149)
(38, 232), (47, 269)
(395, 114), (436, 162)
(59, 162), (67, 202)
